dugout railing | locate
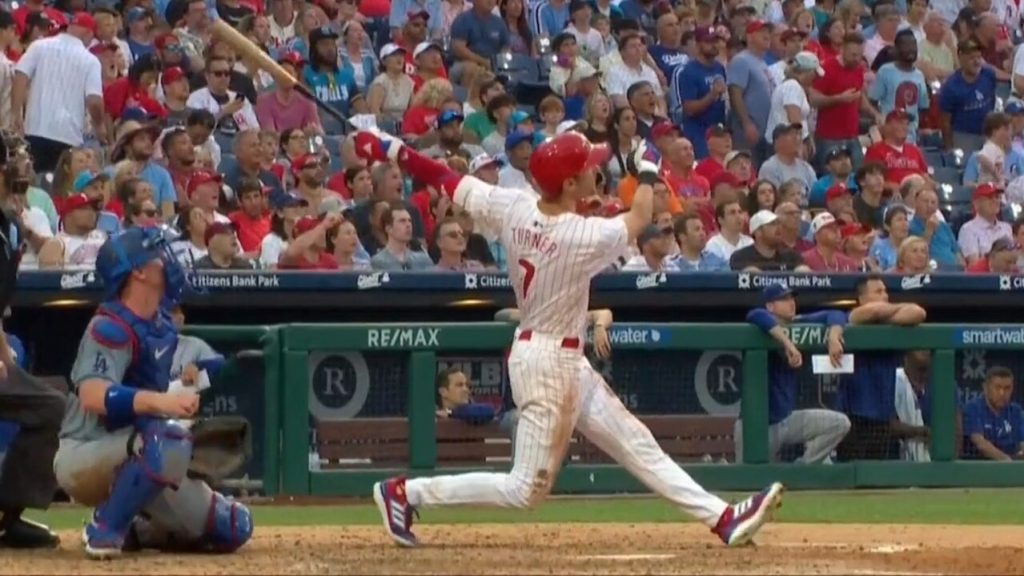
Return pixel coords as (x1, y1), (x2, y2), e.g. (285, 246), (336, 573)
(262, 323), (1024, 497)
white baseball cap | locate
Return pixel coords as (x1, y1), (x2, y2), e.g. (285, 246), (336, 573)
(469, 153), (503, 173)
(413, 41), (441, 59)
(379, 43), (406, 60)
(749, 209), (779, 234)
(811, 211), (839, 234)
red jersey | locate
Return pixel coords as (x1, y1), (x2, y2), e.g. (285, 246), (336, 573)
(694, 157), (724, 182)
(965, 258), (991, 273)
(326, 171), (351, 199)
(663, 166), (710, 200)
(279, 251), (338, 270)
(103, 78), (167, 120)
(412, 69), (449, 92)
(409, 189), (437, 241)
(863, 141), (929, 185)
(230, 210), (271, 252)
(813, 58), (865, 140)
(401, 105), (440, 136)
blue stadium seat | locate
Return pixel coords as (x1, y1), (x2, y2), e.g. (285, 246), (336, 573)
(516, 104), (536, 118)
(494, 53), (540, 85)
(538, 55), (556, 80)
(322, 134), (344, 156)
(214, 131), (234, 153)
(329, 154), (344, 174)
(941, 149), (966, 168)
(923, 149), (943, 169)
(320, 113), (347, 136)
(948, 184), (974, 204)
(931, 165), (961, 186)
(996, 82), (1011, 103)
(514, 80), (555, 108)
(918, 131), (943, 149)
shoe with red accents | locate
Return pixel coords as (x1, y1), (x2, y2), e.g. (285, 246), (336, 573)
(373, 477), (418, 548)
(712, 482), (784, 547)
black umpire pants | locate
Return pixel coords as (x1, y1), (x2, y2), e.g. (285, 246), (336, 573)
(0, 364), (65, 511)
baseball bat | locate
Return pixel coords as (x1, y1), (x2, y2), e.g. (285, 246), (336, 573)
(210, 20), (347, 125)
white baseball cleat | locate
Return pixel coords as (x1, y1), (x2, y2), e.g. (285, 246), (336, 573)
(711, 482), (785, 547)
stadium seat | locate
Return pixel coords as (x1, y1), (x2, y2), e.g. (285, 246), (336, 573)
(214, 132), (234, 153)
(538, 55), (557, 80)
(322, 134), (344, 155)
(320, 113), (347, 136)
(918, 131), (943, 149)
(996, 82), (1011, 103)
(931, 166), (961, 186)
(516, 104), (536, 119)
(941, 149), (965, 168)
(514, 80), (555, 108)
(494, 53), (539, 85)
(923, 149), (943, 169)
(948, 184), (974, 204)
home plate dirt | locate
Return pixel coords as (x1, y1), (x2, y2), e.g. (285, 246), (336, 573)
(3, 523), (1022, 575)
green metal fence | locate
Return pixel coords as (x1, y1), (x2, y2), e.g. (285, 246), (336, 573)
(263, 322), (1024, 497)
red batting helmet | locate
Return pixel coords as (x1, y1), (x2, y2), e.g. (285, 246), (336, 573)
(529, 132), (610, 201)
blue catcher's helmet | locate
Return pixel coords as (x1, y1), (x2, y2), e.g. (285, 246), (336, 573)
(96, 226), (191, 305)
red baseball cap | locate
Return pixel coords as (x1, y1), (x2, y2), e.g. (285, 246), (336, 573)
(89, 41), (118, 56)
(277, 51), (306, 68)
(746, 19), (770, 34)
(406, 9), (430, 21)
(973, 183), (1003, 199)
(291, 154), (324, 175)
(187, 170), (222, 198)
(651, 121), (679, 141)
(161, 66), (187, 86)
(825, 182), (850, 202)
(709, 171), (740, 190)
(69, 12), (96, 33)
(60, 193), (101, 216)
(293, 215), (321, 236)
(203, 221), (236, 245)
(155, 32), (179, 51)
(840, 222), (872, 240)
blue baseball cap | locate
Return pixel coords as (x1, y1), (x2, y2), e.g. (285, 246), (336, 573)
(125, 6), (151, 24)
(436, 110), (464, 127)
(510, 110), (532, 128)
(761, 283), (794, 304)
(73, 170), (109, 193)
(1006, 100), (1024, 116)
(270, 192), (310, 210)
(505, 130), (534, 151)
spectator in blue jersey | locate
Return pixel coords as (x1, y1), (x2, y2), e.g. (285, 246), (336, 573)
(675, 26), (727, 159)
(835, 275), (928, 461)
(741, 282), (851, 464)
(647, 10), (688, 81)
(868, 29), (929, 144)
(937, 38), (996, 153)
(668, 213), (728, 271)
(727, 19), (773, 165)
(303, 26), (359, 118)
(390, 0), (444, 42)
(962, 366), (1024, 461)
(435, 368), (497, 425)
(449, 0), (509, 86)
(535, 0), (570, 39)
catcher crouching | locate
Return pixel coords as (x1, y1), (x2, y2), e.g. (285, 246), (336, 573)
(52, 227), (254, 559)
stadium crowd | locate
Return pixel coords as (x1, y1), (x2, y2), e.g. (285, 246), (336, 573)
(1, 0), (1024, 275)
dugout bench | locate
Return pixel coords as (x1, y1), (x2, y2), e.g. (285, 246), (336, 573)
(314, 415), (736, 469)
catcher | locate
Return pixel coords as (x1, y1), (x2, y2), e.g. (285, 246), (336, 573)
(52, 227), (253, 559)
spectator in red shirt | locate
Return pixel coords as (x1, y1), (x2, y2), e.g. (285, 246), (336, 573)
(229, 177), (271, 255)
(411, 41), (448, 92)
(802, 212), (860, 271)
(662, 136), (710, 201)
(90, 42), (121, 87)
(104, 54), (167, 121)
(864, 109), (930, 188)
(402, 78), (455, 137)
(824, 182), (857, 224)
(255, 51), (322, 133)
(841, 222), (876, 271)
(695, 123), (731, 182)
(811, 31), (876, 171)
(724, 149), (755, 187)
(965, 236), (1019, 273)
(279, 213), (341, 269)
(696, 171), (740, 234)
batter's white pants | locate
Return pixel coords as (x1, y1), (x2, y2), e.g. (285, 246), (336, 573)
(405, 333), (729, 526)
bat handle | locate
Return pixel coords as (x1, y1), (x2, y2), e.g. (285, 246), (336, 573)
(294, 84), (347, 126)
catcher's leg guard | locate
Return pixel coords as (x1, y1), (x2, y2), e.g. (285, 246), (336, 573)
(85, 419), (193, 557)
(204, 492), (253, 552)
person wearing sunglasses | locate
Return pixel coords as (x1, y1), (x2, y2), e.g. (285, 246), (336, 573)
(621, 223), (681, 272)
(125, 198), (160, 228)
(432, 217), (483, 271)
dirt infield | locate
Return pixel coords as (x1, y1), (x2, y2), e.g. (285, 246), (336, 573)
(3, 523), (1021, 575)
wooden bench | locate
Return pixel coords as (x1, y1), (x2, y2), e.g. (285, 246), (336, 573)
(314, 415), (736, 470)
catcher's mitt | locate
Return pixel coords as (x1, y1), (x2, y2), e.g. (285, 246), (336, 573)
(188, 415), (252, 485)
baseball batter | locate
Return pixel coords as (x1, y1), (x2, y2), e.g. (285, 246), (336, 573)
(52, 227), (253, 559)
(356, 131), (783, 548)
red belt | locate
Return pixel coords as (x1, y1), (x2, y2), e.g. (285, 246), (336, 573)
(517, 330), (581, 350)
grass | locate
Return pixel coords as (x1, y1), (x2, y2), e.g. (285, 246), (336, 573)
(30, 488), (1024, 531)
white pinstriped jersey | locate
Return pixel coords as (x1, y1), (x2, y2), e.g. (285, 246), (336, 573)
(454, 176), (630, 338)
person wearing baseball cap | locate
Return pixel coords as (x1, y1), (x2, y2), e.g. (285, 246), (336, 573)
(801, 212), (860, 271)
(958, 182), (1012, 264)
(194, 221), (256, 270)
(370, 43), (415, 122)
(745, 281), (851, 463)
(292, 154), (330, 215)
(278, 213), (342, 269)
(809, 147), (856, 207)
(469, 154), (503, 185)
(161, 66), (193, 126)
(621, 223), (681, 272)
(729, 19), (772, 162)
(936, 37), (995, 153)
(411, 41), (447, 91)
(695, 123), (732, 181)
(839, 222), (874, 271)
(767, 28), (806, 89)
(305, 27), (360, 118)
(254, 50), (322, 134)
(38, 193), (106, 269)
(729, 209), (809, 271)
(765, 51), (821, 147)
(823, 181), (855, 221)
(419, 110), (487, 160)
(863, 108), (929, 186)
(677, 26), (726, 158)
(760, 123), (817, 193)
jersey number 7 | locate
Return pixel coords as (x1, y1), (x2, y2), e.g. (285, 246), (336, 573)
(518, 258), (535, 299)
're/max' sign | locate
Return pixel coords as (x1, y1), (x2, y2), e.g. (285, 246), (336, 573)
(783, 324), (829, 348)
(367, 328), (441, 348)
